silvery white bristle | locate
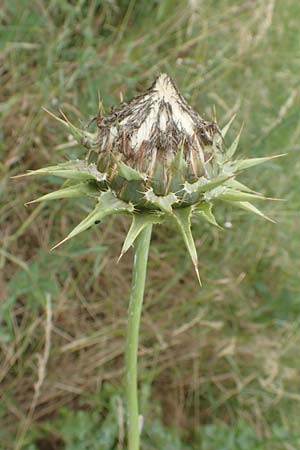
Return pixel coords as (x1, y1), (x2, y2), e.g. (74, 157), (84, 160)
(97, 73), (216, 168)
(121, 74), (200, 146)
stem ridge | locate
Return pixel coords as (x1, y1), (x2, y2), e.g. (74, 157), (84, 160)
(125, 224), (152, 450)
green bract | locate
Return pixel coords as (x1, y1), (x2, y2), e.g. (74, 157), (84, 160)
(21, 74), (283, 283)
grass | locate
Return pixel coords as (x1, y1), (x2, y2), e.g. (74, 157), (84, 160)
(1, 0), (300, 449)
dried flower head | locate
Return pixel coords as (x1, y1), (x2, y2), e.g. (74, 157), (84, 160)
(96, 74), (216, 173)
(18, 74), (283, 283)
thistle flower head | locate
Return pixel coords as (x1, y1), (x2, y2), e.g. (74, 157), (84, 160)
(19, 74), (283, 283)
(87, 74), (223, 205)
(96, 74), (216, 174)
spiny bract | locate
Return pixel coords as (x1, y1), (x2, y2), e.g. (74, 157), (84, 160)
(20, 74), (283, 283)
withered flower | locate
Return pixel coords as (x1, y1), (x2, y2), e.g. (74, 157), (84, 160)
(23, 73), (281, 282)
(19, 74), (283, 450)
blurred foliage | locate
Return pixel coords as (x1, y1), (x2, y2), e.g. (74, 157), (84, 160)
(1, 0), (300, 449)
(17, 383), (300, 450)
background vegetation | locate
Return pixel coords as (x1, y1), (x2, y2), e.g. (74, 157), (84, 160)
(1, 0), (300, 449)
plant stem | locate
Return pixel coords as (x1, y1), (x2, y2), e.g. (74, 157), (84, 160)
(125, 224), (152, 450)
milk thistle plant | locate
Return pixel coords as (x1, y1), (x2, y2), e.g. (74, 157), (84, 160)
(19, 74), (283, 450)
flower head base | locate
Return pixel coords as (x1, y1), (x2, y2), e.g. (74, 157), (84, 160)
(19, 74), (284, 283)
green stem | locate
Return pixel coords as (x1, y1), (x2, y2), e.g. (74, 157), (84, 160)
(125, 224), (152, 450)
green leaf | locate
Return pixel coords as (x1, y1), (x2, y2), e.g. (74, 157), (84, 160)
(167, 144), (188, 192)
(213, 188), (266, 202)
(226, 200), (275, 222)
(173, 207), (201, 285)
(183, 175), (230, 195)
(226, 125), (243, 158)
(193, 202), (222, 228)
(120, 212), (164, 259)
(171, 142), (187, 172)
(221, 115), (236, 138)
(224, 179), (255, 193)
(14, 160), (107, 182)
(26, 182), (100, 204)
(234, 153), (286, 171)
(213, 115), (236, 146)
(51, 191), (134, 250)
(43, 107), (97, 148)
(144, 189), (178, 213)
(116, 160), (146, 181)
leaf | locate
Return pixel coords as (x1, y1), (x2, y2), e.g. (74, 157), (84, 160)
(213, 188), (266, 202)
(194, 202), (222, 228)
(43, 107), (97, 148)
(51, 190), (134, 250)
(173, 207), (201, 286)
(213, 115), (236, 146)
(14, 160), (107, 182)
(26, 182), (100, 204)
(221, 114), (236, 138)
(234, 153), (286, 171)
(144, 189), (178, 213)
(171, 142), (187, 172)
(226, 125), (243, 158)
(183, 175), (230, 195)
(226, 200), (275, 222)
(116, 160), (146, 181)
(224, 179), (255, 193)
(120, 212), (164, 259)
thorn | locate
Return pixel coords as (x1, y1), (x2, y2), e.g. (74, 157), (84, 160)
(272, 152), (288, 159)
(223, 114), (236, 131)
(42, 107), (67, 126)
(194, 265), (202, 287)
(58, 108), (72, 125)
(50, 236), (69, 251)
(265, 196), (286, 201)
(266, 216), (276, 224)
(97, 90), (103, 114)
(117, 252), (124, 264)
(11, 172), (31, 179)
(24, 199), (38, 206)
(212, 104), (217, 123)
